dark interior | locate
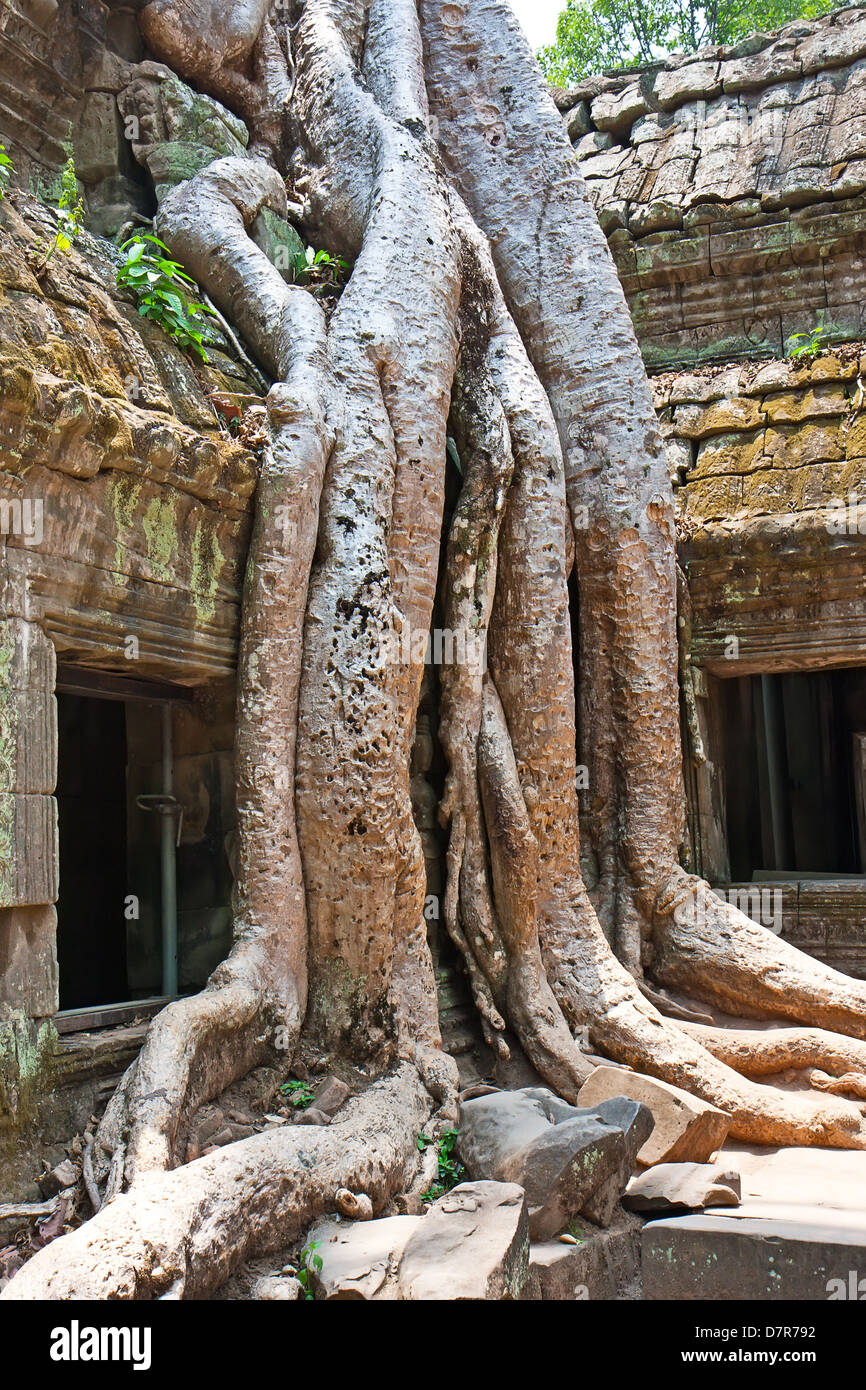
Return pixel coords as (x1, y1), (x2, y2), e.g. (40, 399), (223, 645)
(720, 669), (866, 881)
(56, 692), (129, 1009)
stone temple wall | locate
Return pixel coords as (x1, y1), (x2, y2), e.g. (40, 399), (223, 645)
(554, 4), (866, 370)
(659, 352), (866, 673)
(0, 0), (267, 1159)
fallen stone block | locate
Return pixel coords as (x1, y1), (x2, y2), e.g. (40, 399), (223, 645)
(643, 1213), (866, 1300)
(38, 1159), (77, 1199)
(310, 1182), (530, 1300)
(457, 1086), (653, 1236)
(310, 1215), (421, 1300)
(523, 1212), (643, 1300)
(313, 1075), (351, 1116)
(580, 1097), (654, 1226)
(624, 1162), (740, 1213)
(577, 1067), (730, 1165)
(249, 1274), (302, 1300)
(294, 1107), (332, 1126)
(398, 1181), (529, 1300)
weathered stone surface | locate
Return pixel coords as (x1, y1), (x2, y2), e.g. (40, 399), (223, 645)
(590, 82), (649, 134)
(674, 396), (765, 439)
(74, 91), (123, 184)
(577, 1067), (730, 1165)
(579, 1096), (655, 1226)
(0, 192), (258, 687)
(692, 427), (765, 478)
(397, 1182), (529, 1300)
(557, 9), (866, 368)
(37, 1157), (77, 1197)
(523, 1212), (642, 1300)
(294, 1106), (331, 1126)
(310, 1182), (530, 1300)
(0, 906), (57, 1015)
(654, 60), (722, 110)
(573, 130), (613, 160)
(310, 1214), (422, 1299)
(565, 100), (591, 141)
(312, 1075), (351, 1116)
(628, 198), (683, 237)
(249, 1274), (302, 1300)
(457, 1086), (653, 1236)
(118, 63), (249, 198)
(643, 1213), (866, 1299)
(250, 208), (305, 285)
(0, 795), (57, 908)
(0, 619), (56, 798)
(624, 1162), (741, 1212)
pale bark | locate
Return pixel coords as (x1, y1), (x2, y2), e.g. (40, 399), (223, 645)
(5, 1068), (430, 1300)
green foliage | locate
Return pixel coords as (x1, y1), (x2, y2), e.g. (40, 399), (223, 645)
(786, 313), (841, 362)
(292, 244), (350, 295)
(0, 144), (14, 200)
(55, 157), (85, 253)
(116, 234), (219, 362)
(296, 1240), (323, 1300)
(35, 156), (85, 271)
(538, 0), (847, 85)
(418, 1128), (466, 1203)
(278, 1077), (316, 1109)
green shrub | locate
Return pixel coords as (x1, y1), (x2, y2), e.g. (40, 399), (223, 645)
(117, 233), (219, 362)
(0, 144), (14, 200)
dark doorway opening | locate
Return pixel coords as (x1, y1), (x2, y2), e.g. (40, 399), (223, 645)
(719, 668), (866, 881)
(56, 692), (129, 1009)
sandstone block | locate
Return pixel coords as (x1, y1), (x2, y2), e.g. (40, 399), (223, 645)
(397, 1182), (529, 1300)
(624, 1161), (741, 1213)
(643, 1213), (866, 1299)
(457, 1086), (653, 1236)
(577, 1067), (730, 1165)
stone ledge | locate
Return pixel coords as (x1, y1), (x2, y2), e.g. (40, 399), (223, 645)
(643, 1211), (866, 1299)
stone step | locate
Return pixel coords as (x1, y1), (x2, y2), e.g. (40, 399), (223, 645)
(524, 1213), (642, 1300)
(642, 1211), (866, 1300)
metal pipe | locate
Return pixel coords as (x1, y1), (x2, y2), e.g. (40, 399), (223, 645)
(160, 700), (178, 996)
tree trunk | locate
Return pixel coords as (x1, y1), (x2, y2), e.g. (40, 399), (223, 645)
(7, 0), (866, 1301)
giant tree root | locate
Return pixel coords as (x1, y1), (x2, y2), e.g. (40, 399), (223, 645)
(2, 1067), (430, 1301)
(92, 155), (330, 1188)
(421, 0), (866, 1090)
(652, 871), (866, 1040)
(681, 1020), (866, 1082)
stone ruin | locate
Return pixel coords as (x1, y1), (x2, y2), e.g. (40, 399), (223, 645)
(1, 0), (866, 1299)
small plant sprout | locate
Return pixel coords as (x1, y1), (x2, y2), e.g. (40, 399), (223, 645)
(34, 156), (85, 273)
(418, 1128), (466, 1204)
(116, 233), (220, 362)
(292, 244), (350, 296)
(786, 313), (840, 363)
(278, 1077), (315, 1109)
(296, 1240), (323, 1299)
(0, 144), (14, 199)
